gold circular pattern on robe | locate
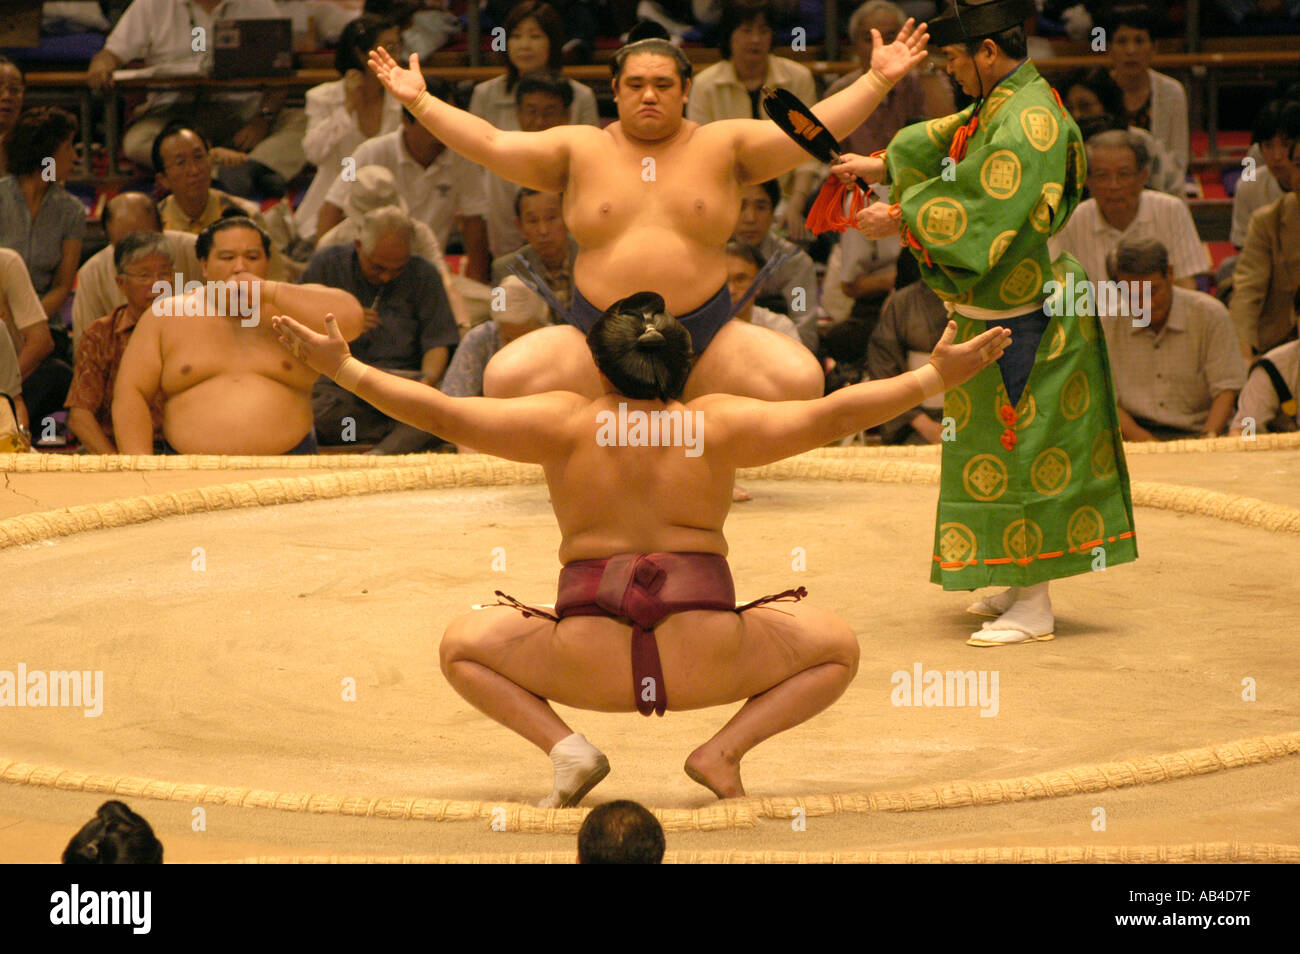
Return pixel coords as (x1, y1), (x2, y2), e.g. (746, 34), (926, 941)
(938, 522), (978, 565)
(915, 197), (969, 247)
(945, 385), (972, 432)
(1002, 518), (1044, 562)
(989, 229), (1018, 268)
(979, 150), (1023, 200)
(993, 383), (1037, 430)
(1067, 506), (1105, 551)
(1091, 427), (1117, 478)
(1030, 447), (1072, 496)
(926, 112), (966, 149)
(1029, 182), (1064, 233)
(999, 258), (1043, 306)
(1077, 308), (1098, 342)
(1019, 106), (1060, 152)
(894, 167), (928, 201)
(980, 88), (1015, 123)
(1045, 320), (1067, 360)
(1061, 370), (1091, 420)
(962, 453), (1009, 502)
(1067, 140), (1088, 186)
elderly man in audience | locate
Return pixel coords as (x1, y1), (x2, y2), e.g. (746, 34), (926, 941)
(867, 277), (949, 444)
(64, 233), (174, 454)
(490, 188), (577, 323)
(112, 216), (364, 455)
(317, 80), (490, 283)
(1230, 287), (1300, 437)
(730, 179), (819, 351)
(484, 72), (576, 260)
(87, 0), (308, 198)
(1228, 132), (1300, 367)
(71, 192), (203, 357)
(725, 242), (801, 342)
(442, 275), (550, 402)
(1050, 130), (1210, 291)
(1101, 239), (1246, 442)
(303, 205), (461, 452)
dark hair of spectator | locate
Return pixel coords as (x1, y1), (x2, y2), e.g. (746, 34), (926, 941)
(102, 192), (162, 233)
(1254, 99), (1300, 147)
(113, 230), (173, 273)
(336, 13), (398, 74)
(1104, 3), (1161, 39)
(196, 214), (272, 260)
(626, 19), (670, 43)
(516, 70), (573, 108)
(0, 53), (23, 84)
(503, 1), (566, 90)
(754, 178), (781, 210)
(963, 24), (1028, 60)
(62, 801), (163, 864)
(7, 106), (77, 178)
(577, 800), (665, 864)
(588, 293), (694, 401)
(1062, 67), (1126, 123)
(611, 38), (693, 84)
(150, 122), (210, 175)
(513, 185), (549, 217)
(1106, 236), (1169, 280)
(726, 240), (764, 270)
(363, 0), (419, 29)
(718, 1), (774, 60)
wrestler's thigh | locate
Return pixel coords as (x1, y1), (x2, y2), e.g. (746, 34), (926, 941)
(482, 324), (602, 398)
(655, 603), (858, 710)
(683, 320), (823, 402)
(441, 607), (636, 712)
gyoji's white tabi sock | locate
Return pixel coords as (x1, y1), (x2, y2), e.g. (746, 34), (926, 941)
(966, 587), (1019, 617)
(969, 581), (1055, 646)
(537, 733), (610, 809)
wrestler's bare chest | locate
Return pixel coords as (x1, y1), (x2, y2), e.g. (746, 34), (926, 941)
(159, 313), (315, 397)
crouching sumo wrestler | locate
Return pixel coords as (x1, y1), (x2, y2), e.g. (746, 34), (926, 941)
(270, 295), (1009, 806)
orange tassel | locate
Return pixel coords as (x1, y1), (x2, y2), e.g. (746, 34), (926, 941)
(948, 115), (979, 162)
(804, 175), (868, 235)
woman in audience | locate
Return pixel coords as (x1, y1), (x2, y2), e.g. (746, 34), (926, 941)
(0, 54), (23, 177)
(468, 1), (599, 129)
(296, 14), (406, 243)
(1106, 3), (1190, 189)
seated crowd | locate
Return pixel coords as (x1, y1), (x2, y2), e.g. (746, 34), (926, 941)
(1, 0), (1297, 455)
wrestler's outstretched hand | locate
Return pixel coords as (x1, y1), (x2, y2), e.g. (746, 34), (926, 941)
(271, 312), (353, 379)
(927, 321), (1012, 389)
(869, 17), (930, 84)
(831, 152), (885, 185)
(368, 48), (426, 107)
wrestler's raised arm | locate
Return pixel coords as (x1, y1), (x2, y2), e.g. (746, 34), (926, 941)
(270, 312), (584, 462)
(728, 18), (929, 186)
(702, 321), (1010, 468)
(368, 48), (585, 193)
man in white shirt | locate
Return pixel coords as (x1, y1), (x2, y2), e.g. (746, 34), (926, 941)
(318, 88), (490, 283)
(1050, 129), (1210, 289)
(86, 0), (308, 196)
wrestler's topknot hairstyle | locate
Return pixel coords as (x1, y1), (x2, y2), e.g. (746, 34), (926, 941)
(588, 292), (694, 402)
(577, 800), (665, 864)
(62, 800), (164, 864)
(610, 38), (692, 85)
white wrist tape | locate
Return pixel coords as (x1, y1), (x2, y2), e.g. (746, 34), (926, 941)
(910, 363), (945, 401)
(334, 356), (367, 391)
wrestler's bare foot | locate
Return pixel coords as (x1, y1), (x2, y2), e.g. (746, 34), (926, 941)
(684, 744), (745, 799)
(732, 484), (752, 503)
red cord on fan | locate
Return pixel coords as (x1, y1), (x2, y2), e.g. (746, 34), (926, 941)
(804, 175), (868, 234)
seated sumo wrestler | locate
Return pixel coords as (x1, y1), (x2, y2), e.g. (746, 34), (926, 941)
(270, 293), (1009, 806)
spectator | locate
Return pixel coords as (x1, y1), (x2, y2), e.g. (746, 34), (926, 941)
(0, 107), (86, 319)
(0, 248), (55, 441)
(687, 2), (818, 215)
(318, 83), (491, 283)
(1230, 99), (1299, 250)
(469, 1), (599, 130)
(0, 292), (29, 451)
(1230, 287), (1300, 436)
(64, 232), (173, 454)
(1227, 133), (1300, 364)
(725, 241), (801, 341)
(87, 0), (309, 198)
(62, 801), (163, 864)
(829, 225), (898, 339)
(576, 800), (665, 864)
(1101, 238), (1246, 441)
(1060, 66), (1181, 196)
(71, 192), (203, 357)
(441, 275), (550, 402)
(490, 188), (578, 322)
(1105, 3), (1189, 189)
(317, 165), (472, 328)
(1050, 130), (1210, 289)
(0, 54), (24, 177)
(113, 215), (365, 454)
(730, 179), (819, 350)
(295, 14), (406, 243)
(303, 206), (460, 452)
(483, 71), (575, 259)
(866, 278), (948, 444)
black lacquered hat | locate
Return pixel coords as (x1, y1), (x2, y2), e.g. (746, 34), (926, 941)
(928, 0), (1037, 47)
